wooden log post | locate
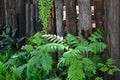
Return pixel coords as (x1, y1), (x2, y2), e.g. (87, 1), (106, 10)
(104, 0), (120, 80)
(51, 1), (56, 34)
(0, 0), (5, 24)
(25, 2), (31, 38)
(55, 0), (64, 37)
(65, 0), (77, 35)
(17, 0), (26, 38)
(48, 1), (56, 34)
(4, 0), (9, 25)
(55, 0), (64, 58)
(78, 0), (91, 36)
(94, 0), (103, 28)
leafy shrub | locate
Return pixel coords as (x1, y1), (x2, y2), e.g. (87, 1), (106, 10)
(1, 28), (119, 80)
(0, 24), (24, 54)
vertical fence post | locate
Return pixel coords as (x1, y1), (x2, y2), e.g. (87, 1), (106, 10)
(17, 0), (26, 38)
(78, 0), (91, 36)
(55, 0), (64, 36)
(94, 0), (103, 28)
(104, 0), (120, 80)
(0, 0), (5, 24)
(65, 0), (77, 35)
(55, 0), (64, 58)
(4, 0), (8, 25)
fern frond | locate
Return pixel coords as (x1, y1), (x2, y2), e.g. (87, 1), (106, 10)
(12, 64), (27, 79)
(89, 42), (107, 54)
(40, 52), (53, 73)
(37, 43), (65, 52)
(68, 60), (85, 80)
(82, 58), (96, 74)
(58, 49), (83, 66)
(22, 44), (33, 52)
(28, 32), (45, 45)
(98, 58), (120, 75)
(65, 34), (88, 47)
(28, 51), (53, 72)
(75, 45), (90, 54)
(42, 34), (64, 44)
(88, 28), (104, 42)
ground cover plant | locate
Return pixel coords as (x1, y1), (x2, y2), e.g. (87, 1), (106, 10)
(0, 0), (120, 80)
(0, 28), (119, 80)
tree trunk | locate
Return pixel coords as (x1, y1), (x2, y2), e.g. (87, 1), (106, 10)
(104, 0), (120, 80)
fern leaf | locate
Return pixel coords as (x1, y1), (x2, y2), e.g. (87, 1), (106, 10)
(65, 34), (88, 48)
(68, 60), (85, 80)
(12, 64), (27, 78)
(27, 51), (53, 73)
(38, 43), (65, 52)
(22, 44), (33, 52)
(89, 42), (107, 54)
(98, 58), (120, 75)
(75, 45), (90, 54)
(88, 28), (104, 42)
(28, 32), (45, 45)
(82, 58), (96, 74)
(40, 52), (53, 73)
(42, 34), (64, 44)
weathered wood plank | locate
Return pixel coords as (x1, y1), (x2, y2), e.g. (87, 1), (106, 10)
(55, 0), (64, 58)
(25, 3), (30, 38)
(55, 0), (64, 36)
(0, 0), (5, 24)
(30, 4), (35, 35)
(4, 0), (8, 25)
(104, 0), (120, 80)
(17, 0), (26, 38)
(78, 0), (91, 36)
(51, 2), (56, 34)
(65, 0), (77, 35)
(94, 0), (103, 28)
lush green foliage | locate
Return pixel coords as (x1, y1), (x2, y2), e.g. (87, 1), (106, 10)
(42, 28), (119, 80)
(37, 0), (53, 33)
(1, 0), (119, 79)
(0, 24), (24, 53)
(0, 27), (120, 80)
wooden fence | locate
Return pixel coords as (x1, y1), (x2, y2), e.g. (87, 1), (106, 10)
(0, 0), (104, 38)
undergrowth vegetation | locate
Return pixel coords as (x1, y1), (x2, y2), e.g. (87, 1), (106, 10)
(0, 0), (120, 80)
(0, 28), (119, 80)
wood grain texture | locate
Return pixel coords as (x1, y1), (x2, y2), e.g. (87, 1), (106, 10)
(78, 0), (91, 35)
(55, 0), (64, 37)
(65, 0), (77, 35)
(104, 0), (120, 80)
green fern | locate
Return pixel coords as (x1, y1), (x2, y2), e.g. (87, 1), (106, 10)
(12, 64), (27, 79)
(42, 29), (108, 80)
(42, 34), (64, 44)
(68, 60), (85, 80)
(64, 33), (88, 47)
(89, 42), (107, 54)
(98, 58), (120, 75)
(88, 28), (104, 42)
(82, 58), (96, 74)
(5, 27), (118, 80)
(22, 45), (33, 52)
(28, 32), (45, 46)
